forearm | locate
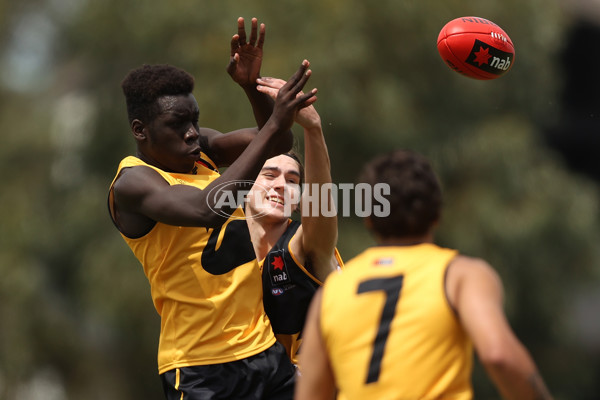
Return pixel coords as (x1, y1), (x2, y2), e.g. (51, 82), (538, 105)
(198, 119), (291, 226)
(454, 260), (553, 400)
(301, 125), (338, 279)
(489, 370), (552, 400)
(242, 84), (294, 155)
(220, 118), (286, 180)
(242, 84), (275, 129)
(481, 341), (552, 400)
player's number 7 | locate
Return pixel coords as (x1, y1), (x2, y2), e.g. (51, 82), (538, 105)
(357, 275), (405, 384)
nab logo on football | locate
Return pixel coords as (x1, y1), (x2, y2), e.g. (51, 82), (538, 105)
(466, 39), (513, 76)
(437, 16), (515, 80)
(268, 250), (291, 286)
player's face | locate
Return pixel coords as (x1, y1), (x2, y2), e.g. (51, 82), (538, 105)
(140, 94), (201, 173)
(246, 155), (302, 221)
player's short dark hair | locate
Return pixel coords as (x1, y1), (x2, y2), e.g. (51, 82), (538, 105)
(121, 64), (195, 124)
(283, 150), (305, 184)
(358, 149), (442, 238)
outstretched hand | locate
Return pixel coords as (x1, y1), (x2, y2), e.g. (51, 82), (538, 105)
(227, 17), (265, 87)
(257, 76), (321, 130)
(269, 60), (318, 133)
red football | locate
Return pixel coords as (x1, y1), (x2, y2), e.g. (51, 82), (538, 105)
(437, 16), (515, 80)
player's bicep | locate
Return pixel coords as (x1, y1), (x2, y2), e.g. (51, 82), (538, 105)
(452, 259), (514, 356)
(289, 225), (306, 264)
(114, 167), (207, 226)
(112, 167), (163, 212)
(204, 127), (258, 167)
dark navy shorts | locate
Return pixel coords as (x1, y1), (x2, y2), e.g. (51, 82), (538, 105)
(160, 342), (296, 400)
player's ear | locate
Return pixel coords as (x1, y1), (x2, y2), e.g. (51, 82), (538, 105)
(132, 119), (147, 141)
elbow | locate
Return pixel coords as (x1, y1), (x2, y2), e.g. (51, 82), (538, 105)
(479, 349), (509, 370)
(477, 334), (537, 375)
(200, 214), (230, 229)
(476, 331), (530, 371)
(477, 343), (517, 373)
(191, 207), (231, 229)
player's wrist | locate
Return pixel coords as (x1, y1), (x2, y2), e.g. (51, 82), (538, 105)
(301, 124), (323, 134)
(240, 81), (259, 89)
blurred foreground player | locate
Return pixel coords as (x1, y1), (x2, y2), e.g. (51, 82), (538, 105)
(296, 149), (553, 400)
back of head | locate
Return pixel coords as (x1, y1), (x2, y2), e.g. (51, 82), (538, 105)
(358, 149), (442, 239)
(121, 64), (195, 124)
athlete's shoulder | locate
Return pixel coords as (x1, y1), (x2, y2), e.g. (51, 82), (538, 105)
(448, 254), (497, 278)
(118, 155), (147, 168)
(446, 254), (502, 308)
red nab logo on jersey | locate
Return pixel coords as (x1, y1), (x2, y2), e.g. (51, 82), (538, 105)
(268, 250), (291, 286)
(273, 256), (284, 271)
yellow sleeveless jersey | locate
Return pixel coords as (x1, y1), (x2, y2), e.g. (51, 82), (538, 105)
(320, 243), (473, 400)
(108, 156), (275, 374)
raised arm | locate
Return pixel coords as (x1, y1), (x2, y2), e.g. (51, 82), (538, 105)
(226, 17), (277, 129)
(296, 100), (338, 281)
(114, 62), (317, 231)
(256, 77), (338, 282)
(447, 256), (553, 400)
(206, 17), (291, 166)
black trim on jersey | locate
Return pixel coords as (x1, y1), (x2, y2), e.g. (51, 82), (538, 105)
(202, 219), (257, 275)
(197, 135), (219, 173)
(194, 156), (219, 173)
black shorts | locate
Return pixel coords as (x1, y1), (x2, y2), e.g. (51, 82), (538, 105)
(160, 342), (296, 400)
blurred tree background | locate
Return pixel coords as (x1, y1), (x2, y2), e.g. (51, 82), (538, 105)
(1, 0), (599, 398)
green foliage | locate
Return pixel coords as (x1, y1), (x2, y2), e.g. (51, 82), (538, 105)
(0, 0), (597, 399)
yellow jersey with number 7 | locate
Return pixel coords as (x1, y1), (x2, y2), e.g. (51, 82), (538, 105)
(320, 243), (472, 400)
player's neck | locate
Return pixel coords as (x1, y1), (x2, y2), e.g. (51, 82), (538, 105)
(247, 217), (289, 261)
(375, 232), (434, 247)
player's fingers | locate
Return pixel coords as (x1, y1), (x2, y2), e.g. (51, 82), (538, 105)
(296, 89), (317, 107)
(290, 87), (317, 111)
(257, 23), (266, 49)
(304, 96), (318, 106)
(289, 68), (313, 96)
(256, 85), (278, 100)
(256, 77), (286, 90)
(237, 17), (247, 45)
(249, 17), (258, 46)
(283, 60), (310, 92)
(230, 34), (240, 56)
